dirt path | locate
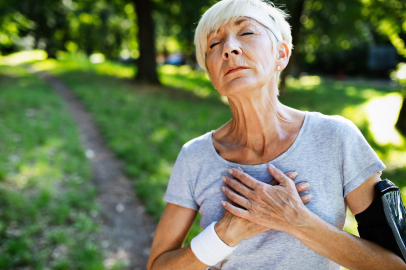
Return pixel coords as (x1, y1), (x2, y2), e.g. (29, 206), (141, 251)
(35, 70), (156, 270)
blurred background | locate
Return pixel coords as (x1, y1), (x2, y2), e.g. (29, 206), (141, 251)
(0, 0), (405, 269)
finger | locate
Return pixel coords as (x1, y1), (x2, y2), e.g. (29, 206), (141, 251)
(267, 164), (294, 187)
(228, 168), (260, 190)
(300, 194), (311, 204)
(222, 176), (253, 198)
(286, 172), (298, 180)
(295, 182), (309, 193)
(221, 200), (251, 220)
(270, 172), (296, 186)
(222, 186), (251, 210)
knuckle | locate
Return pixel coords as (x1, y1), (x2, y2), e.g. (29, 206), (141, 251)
(246, 199), (253, 210)
(233, 183), (241, 192)
(256, 184), (267, 194)
(239, 172), (248, 182)
(251, 193), (262, 203)
(229, 181), (238, 190)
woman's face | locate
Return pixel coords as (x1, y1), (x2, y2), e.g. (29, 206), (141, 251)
(205, 17), (287, 96)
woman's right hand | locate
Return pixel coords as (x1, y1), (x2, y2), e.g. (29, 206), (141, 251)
(214, 169), (310, 246)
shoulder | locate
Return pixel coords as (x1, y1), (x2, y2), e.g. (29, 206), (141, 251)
(310, 111), (360, 132)
(306, 111), (348, 136)
(181, 130), (213, 159)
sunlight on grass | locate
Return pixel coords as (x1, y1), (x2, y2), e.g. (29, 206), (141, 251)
(300, 75), (321, 86)
(12, 160), (60, 190)
(286, 75), (321, 90)
(343, 208), (359, 237)
(341, 92), (406, 171)
(31, 58), (59, 71)
(364, 93), (404, 146)
(0, 50), (47, 66)
(158, 65), (214, 98)
(0, 65), (104, 268)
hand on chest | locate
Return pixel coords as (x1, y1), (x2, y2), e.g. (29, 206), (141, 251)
(196, 167), (346, 230)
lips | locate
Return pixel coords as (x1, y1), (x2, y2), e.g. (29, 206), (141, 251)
(224, 65), (249, 76)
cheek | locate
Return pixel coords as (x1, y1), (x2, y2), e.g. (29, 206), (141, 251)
(206, 53), (222, 87)
(245, 40), (274, 76)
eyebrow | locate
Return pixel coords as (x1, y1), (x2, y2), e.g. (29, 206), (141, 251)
(207, 18), (250, 46)
(234, 18), (249, 26)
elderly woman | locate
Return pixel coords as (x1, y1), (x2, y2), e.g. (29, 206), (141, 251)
(147, 0), (406, 269)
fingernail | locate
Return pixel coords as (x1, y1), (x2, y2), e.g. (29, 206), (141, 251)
(221, 176), (226, 182)
(237, 166), (243, 171)
(268, 163), (275, 168)
(292, 172), (298, 177)
(303, 194), (311, 201)
(228, 168), (233, 174)
(221, 201), (226, 206)
(299, 182), (308, 189)
(222, 186), (225, 192)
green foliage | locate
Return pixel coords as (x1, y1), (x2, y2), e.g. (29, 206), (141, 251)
(153, 0), (215, 55)
(0, 0), (138, 59)
(360, 0), (406, 57)
(298, 0), (367, 54)
(0, 66), (104, 269)
(391, 62), (406, 88)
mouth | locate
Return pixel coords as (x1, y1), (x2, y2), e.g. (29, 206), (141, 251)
(224, 65), (250, 76)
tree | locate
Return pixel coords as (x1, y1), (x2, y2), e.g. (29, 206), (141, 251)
(133, 0), (160, 84)
(278, 0), (306, 94)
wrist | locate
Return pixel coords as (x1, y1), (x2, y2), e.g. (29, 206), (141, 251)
(287, 208), (319, 238)
(214, 220), (241, 247)
(191, 221), (239, 266)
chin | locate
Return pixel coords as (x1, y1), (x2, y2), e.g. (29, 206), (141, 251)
(222, 76), (263, 95)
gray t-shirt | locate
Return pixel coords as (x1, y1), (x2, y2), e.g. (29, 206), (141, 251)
(164, 111), (386, 270)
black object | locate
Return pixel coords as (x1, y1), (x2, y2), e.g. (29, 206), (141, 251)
(355, 179), (406, 262)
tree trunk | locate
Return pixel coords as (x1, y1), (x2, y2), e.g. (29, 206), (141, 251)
(279, 0), (305, 95)
(396, 94), (406, 137)
(133, 0), (160, 84)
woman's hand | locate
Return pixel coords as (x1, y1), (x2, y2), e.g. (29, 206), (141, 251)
(214, 167), (310, 246)
(220, 164), (312, 234)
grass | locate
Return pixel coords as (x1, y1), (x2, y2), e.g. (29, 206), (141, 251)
(0, 66), (104, 269)
(32, 62), (232, 244)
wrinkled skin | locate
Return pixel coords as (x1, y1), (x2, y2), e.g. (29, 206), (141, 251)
(215, 167), (310, 246)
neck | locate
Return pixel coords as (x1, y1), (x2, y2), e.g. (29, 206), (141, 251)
(224, 86), (295, 154)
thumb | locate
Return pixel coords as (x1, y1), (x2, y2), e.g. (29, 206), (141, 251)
(267, 163), (290, 187)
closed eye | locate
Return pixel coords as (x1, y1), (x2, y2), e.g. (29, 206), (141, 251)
(241, 32), (253, 36)
(210, 42), (220, 49)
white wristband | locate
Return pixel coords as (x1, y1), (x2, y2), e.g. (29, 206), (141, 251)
(190, 221), (239, 266)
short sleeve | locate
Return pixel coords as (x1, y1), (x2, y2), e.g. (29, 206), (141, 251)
(164, 146), (199, 210)
(336, 117), (386, 197)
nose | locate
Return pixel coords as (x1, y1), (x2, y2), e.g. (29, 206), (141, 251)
(222, 38), (242, 60)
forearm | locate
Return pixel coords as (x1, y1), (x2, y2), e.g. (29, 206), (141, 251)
(149, 244), (209, 270)
(290, 211), (406, 270)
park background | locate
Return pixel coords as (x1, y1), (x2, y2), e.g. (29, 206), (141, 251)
(0, 0), (406, 269)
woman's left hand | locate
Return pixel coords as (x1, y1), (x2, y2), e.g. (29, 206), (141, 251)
(221, 164), (311, 233)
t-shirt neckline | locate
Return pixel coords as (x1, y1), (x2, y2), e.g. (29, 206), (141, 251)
(207, 111), (311, 171)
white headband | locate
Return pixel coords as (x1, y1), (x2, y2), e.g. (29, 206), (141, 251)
(241, 5), (282, 42)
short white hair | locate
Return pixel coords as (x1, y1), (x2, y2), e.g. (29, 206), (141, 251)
(194, 0), (293, 88)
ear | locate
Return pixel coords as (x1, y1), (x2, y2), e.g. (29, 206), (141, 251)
(276, 42), (289, 70)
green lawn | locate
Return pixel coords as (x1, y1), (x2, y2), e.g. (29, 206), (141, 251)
(0, 65), (104, 269)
